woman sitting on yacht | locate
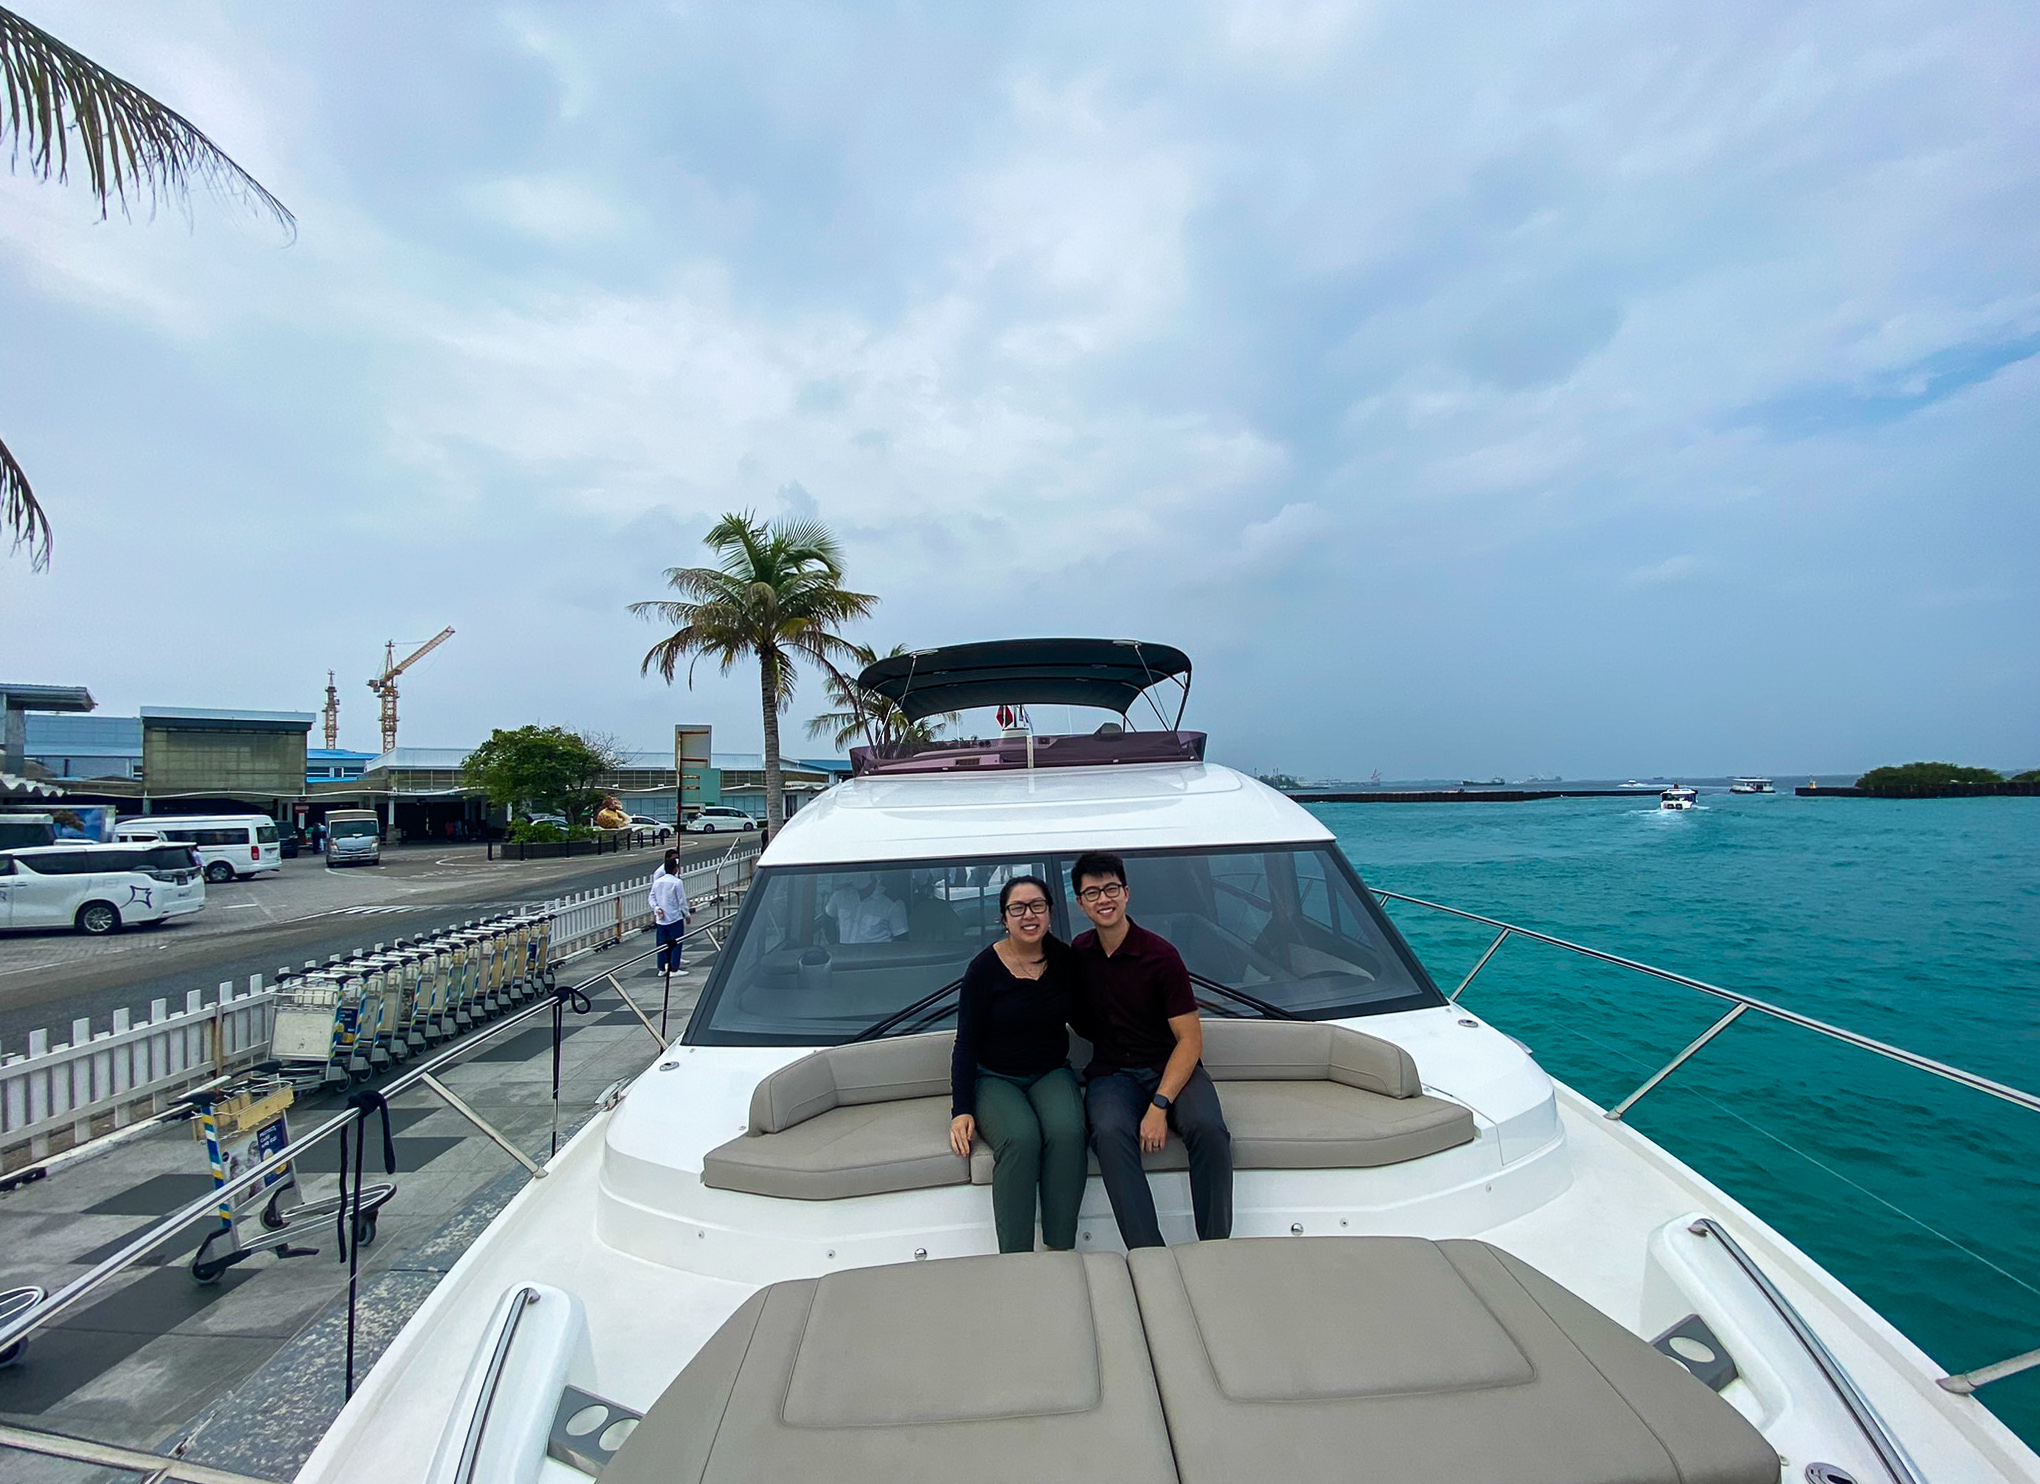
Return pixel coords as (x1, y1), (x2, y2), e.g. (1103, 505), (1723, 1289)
(948, 875), (1087, 1253)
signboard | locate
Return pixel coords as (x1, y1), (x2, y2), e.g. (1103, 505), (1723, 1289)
(674, 724), (712, 815)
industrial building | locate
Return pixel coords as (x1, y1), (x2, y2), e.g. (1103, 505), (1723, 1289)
(5, 683), (848, 842)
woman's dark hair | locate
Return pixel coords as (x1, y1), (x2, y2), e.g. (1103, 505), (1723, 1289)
(1069, 851), (1126, 892)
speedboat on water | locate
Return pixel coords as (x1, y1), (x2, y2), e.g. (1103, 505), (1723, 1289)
(238, 639), (2031, 1483)
(1661, 784), (1699, 810)
(1731, 777), (1777, 794)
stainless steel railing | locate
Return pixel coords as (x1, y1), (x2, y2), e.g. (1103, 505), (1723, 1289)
(1373, 886), (2040, 1399)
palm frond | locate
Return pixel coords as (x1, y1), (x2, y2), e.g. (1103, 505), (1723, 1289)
(0, 434), (49, 570)
(0, 6), (293, 235)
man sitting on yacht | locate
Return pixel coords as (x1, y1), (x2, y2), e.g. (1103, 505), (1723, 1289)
(825, 872), (908, 943)
(1070, 851), (1233, 1248)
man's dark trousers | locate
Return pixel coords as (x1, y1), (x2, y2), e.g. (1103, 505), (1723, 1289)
(655, 920), (684, 973)
(1085, 1065), (1232, 1248)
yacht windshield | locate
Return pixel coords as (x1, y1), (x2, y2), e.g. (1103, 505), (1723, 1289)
(686, 845), (1445, 1045)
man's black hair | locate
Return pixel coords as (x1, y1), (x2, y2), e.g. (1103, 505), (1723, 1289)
(1069, 851), (1126, 893)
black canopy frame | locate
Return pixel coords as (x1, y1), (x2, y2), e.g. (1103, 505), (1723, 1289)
(857, 638), (1192, 729)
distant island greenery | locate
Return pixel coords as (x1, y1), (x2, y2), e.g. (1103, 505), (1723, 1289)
(1855, 762), (2003, 789)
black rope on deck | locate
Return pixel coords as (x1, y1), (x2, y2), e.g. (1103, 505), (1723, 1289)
(337, 1088), (396, 1399)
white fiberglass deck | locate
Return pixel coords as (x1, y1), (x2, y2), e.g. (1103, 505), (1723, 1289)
(295, 1021), (2040, 1484)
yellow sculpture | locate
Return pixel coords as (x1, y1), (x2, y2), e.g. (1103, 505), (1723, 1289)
(593, 795), (630, 831)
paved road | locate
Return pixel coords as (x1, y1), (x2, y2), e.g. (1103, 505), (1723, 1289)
(0, 836), (743, 1050)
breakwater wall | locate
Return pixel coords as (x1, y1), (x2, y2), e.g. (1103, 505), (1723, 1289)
(1796, 782), (2038, 799)
(1290, 788), (1652, 804)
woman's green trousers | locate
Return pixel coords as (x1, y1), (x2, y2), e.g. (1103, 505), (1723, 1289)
(973, 1065), (1086, 1253)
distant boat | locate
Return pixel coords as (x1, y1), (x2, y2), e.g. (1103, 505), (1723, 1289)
(1729, 777), (1775, 794)
(1660, 784), (1699, 811)
(1620, 780), (1652, 789)
(1462, 777), (1506, 787)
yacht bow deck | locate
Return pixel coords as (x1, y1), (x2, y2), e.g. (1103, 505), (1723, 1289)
(294, 1058), (2039, 1484)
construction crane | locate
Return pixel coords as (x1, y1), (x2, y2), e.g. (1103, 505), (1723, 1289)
(367, 628), (454, 754)
(322, 670), (340, 750)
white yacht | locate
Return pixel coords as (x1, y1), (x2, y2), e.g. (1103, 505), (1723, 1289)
(1731, 777), (1777, 794)
(275, 640), (2033, 1484)
(1661, 784), (1700, 810)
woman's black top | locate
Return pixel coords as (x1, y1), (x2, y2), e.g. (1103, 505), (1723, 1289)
(949, 941), (1078, 1117)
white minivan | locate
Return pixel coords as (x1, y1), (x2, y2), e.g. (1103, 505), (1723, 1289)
(0, 843), (207, 936)
(117, 815), (282, 883)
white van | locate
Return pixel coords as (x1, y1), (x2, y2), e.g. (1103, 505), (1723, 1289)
(117, 815), (283, 883)
(0, 843), (207, 935)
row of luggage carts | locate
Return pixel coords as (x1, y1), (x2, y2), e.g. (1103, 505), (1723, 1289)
(268, 912), (556, 1090)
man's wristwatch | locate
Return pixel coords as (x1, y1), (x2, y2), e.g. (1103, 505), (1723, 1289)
(1150, 1093), (1173, 1111)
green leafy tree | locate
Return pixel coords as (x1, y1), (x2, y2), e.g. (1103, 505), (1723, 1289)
(631, 512), (876, 832)
(463, 726), (623, 831)
(806, 643), (958, 750)
(1, 6), (294, 569)
(1855, 762), (2004, 791)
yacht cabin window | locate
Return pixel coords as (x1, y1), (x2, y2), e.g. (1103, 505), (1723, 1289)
(686, 845), (1446, 1045)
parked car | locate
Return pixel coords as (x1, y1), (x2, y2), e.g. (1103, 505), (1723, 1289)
(524, 812), (569, 831)
(624, 814), (672, 843)
(324, 810), (383, 868)
(683, 806), (758, 834)
(0, 814), (55, 850)
(0, 843), (206, 936)
(277, 825), (301, 859)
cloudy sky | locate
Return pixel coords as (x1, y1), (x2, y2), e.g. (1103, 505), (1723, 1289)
(2, 0), (2034, 779)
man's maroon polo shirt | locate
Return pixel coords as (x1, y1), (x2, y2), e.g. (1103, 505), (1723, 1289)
(1070, 918), (1196, 1077)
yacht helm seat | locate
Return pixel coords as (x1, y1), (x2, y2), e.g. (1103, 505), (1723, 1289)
(600, 1237), (1778, 1484)
(699, 1018), (1477, 1201)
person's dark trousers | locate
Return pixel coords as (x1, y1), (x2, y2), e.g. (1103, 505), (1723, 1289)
(973, 1066), (1087, 1253)
(655, 920), (685, 973)
(1085, 1065), (1232, 1248)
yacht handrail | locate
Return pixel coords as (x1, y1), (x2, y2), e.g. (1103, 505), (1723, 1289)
(1690, 1218), (1922, 1484)
(1374, 886), (2040, 1396)
(1369, 888), (2040, 1115)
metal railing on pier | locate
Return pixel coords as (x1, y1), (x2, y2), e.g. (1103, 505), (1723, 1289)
(0, 839), (758, 1169)
(0, 841), (757, 1480)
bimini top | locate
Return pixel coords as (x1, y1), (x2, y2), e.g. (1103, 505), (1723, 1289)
(858, 639), (1191, 725)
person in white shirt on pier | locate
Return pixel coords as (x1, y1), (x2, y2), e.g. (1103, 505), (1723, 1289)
(648, 853), (691, 975)
(824, 872), (908, 943)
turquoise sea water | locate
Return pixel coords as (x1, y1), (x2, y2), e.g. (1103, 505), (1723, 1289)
(1314, 793), (2040, 1448)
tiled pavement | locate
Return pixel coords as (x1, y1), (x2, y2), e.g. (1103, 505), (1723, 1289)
(0, 935), (711, 1482)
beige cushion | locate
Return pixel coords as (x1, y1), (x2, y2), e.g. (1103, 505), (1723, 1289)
(704, 1096), (966, 1200)
(747, 1032), (953, 1134)
(1128, 1237), (1780, 1484)
(603, 1253), (1178, 1484)
(1195, 1017), (1422, 1098)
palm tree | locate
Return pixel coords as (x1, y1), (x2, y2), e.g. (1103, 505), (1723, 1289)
(1, 5), (294, 569)
(807, 643), (960, 750)
(631, 512), (877, 832)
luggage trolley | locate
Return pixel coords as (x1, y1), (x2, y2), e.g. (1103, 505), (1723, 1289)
(184, 1074), (394, 1283)
(270, 969), (362, 1092)
(445, 928), (484, 1030)
(409, 937), (454, 1044)
(348, 959), (395, 1077)
(378, 948), (423, 1060)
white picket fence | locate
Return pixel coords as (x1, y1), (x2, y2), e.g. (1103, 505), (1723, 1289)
(0, 839), (759, 1167)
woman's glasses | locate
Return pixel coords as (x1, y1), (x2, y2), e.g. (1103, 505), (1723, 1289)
(1075, 882), (1126, 904)
(1003, 900), (1052, 919)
